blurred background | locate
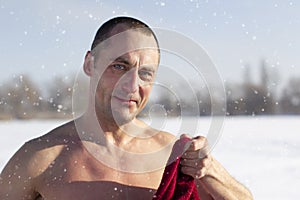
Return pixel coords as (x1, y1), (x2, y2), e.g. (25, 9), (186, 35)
(1, 1), (300, 199)
(0, 0), (299, 119)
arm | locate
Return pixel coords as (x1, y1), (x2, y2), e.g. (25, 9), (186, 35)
(0, 143), (39, 200)
(195, 156), (253, 200)
(180, 135), (253, 200)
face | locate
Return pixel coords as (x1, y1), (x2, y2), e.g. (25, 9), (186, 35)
(85, 26), (160, 126)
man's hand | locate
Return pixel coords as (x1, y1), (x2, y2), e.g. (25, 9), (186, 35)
(180, 134), (212, 179)
(179, 134), (253, 200)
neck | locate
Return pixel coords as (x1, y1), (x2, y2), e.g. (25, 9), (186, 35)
(81, 106), (138, 149)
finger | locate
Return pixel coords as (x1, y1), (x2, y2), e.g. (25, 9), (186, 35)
(182, 151), (199, 159)
(180, 158), (202, 169)
(180, 133), (193, 153)
(181, 155), (211, 168)
(187, 136), (207, 151)
(182, 148), (210, 160)
(180, 134), (210, 159)
(180, 133), (192, 140)
(181, 166), (206, 179)
(181, 166), (198, 177)
(199, 148), (209, 159)
(191, 137), (210, 158)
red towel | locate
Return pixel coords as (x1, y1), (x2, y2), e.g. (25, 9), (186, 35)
(153, 138), (200, 200)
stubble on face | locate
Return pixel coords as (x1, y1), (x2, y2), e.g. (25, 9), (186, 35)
(92, 26), (159, 127)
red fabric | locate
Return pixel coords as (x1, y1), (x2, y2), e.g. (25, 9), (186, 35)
(153, 138), (200, 200)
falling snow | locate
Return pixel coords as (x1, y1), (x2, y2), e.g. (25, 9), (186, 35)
(0, 118), (299, 199)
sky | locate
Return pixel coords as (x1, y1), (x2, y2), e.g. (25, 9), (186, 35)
(0, 0), (300, 90)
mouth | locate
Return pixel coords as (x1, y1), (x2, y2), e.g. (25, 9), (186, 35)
(112, 96), (138, 106)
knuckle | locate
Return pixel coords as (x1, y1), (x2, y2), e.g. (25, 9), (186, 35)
(181, 133), (192, 139)
(195, 170), (203, 179)
(192, 136), (208, 150)
(182, 152), (189, 159)
(194, 135), (207, 142)
(198, 150), (207, 158)
(191, 142), (198, 151)
(180, 158), (187, 165)
(200, 157), (209, 167)
(198, 168), (206, 177)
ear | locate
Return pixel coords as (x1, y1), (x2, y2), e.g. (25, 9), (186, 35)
(83, 51), (94, 77)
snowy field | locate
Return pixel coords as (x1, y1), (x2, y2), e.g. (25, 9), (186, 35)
(0, 116), (299, 199)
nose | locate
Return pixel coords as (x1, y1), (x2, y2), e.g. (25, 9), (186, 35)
(121, 68), (139, 93)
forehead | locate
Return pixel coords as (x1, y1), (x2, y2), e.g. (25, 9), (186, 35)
(96, 26), (159, 64)
(110, 27), (158, 52)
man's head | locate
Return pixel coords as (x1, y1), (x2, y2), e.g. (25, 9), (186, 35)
(90, 16), (160, 57)
(84, 16), (160, 126)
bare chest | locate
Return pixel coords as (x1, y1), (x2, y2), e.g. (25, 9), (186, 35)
(37, 180), (156, 200)
(35, 147), (162, 200)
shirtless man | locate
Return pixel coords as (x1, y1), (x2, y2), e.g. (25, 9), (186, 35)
(0, 17), (253, 200)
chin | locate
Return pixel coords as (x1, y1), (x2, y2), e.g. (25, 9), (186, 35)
(112, 109), (137, 126)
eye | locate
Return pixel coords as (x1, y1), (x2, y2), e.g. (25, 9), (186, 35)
(112, 64), (126, 71)
(110, 64), (128, 75)
(138, 69), (154, 81)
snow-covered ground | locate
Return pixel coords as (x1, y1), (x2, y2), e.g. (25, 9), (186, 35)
(0, 116), (299, 199)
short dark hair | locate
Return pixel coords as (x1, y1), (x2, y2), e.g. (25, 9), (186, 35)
(91, 16), (160, 53)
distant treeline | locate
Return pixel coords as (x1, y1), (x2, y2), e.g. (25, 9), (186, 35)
(1, 60), (300, 120)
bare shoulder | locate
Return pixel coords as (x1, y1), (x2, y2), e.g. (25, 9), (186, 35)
(135, 118), (176, 143)
(153, 130), (176, 145)
(1, 120), (77, 175)
(0, 120), (77, 199)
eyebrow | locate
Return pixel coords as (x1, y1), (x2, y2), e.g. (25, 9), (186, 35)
(110, 56), (158, 70)
(139, 65), (156, 72)
(111, 56), (131, 65)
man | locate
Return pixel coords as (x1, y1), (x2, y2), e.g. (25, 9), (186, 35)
(0, 17), (253, 199)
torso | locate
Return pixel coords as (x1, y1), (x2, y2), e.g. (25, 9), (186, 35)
(29, 120), (175, 200)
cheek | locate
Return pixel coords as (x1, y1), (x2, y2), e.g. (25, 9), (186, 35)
(95, 79), (111, 103)
(97, 75), (118, 93)
(141, 85), (153, 100)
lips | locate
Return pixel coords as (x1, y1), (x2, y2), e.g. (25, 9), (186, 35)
(113, 96), (138, 105)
